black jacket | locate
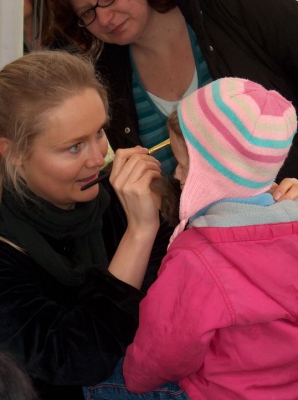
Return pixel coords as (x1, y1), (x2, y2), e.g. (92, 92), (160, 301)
(96, 0), (298, 182)
(0, 181), (172, 400)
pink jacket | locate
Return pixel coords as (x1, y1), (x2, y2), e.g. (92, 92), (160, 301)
(123, 217), (298, 399)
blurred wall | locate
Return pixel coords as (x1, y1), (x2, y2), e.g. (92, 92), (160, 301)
(0, 0), (23, 69)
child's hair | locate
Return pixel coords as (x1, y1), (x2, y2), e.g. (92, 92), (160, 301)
(149, 110), (183, 227)
(167, 110), (181, 138)
(0, 350), (38, 400)
(0, 50), (108, 199)
(150, 175), (181, 227)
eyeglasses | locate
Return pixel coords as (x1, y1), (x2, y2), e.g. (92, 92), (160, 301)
(78, 0), (115, 28)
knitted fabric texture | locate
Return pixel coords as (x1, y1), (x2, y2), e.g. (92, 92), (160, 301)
(171, 77), (297, 242)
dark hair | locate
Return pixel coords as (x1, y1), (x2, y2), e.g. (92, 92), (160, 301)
(25, 0), (60, 47)
(150, 109), (183, 227)
(167, 109), (182, 139)
(151, 176), (181, 227)
(51, 0), (177, 58)
(0, 350), (38, 400)
(36, 0), (56, 46)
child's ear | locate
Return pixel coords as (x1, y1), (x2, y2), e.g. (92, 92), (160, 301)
(0, 138), (23, 165)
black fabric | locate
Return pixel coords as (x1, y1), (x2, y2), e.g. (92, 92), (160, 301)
(100, 177), (174, 292)
(0, 240), (142, 398)
(97, 43), (141, 150)
(0, 187), (110, 286)
(96, 0), (298, 182)
(0, 179), (171, 399)
(0, 243), (142, 399)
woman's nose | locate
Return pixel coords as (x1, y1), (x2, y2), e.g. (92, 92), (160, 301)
(85, 144), (105, 168)
(95, 7), (113, 26)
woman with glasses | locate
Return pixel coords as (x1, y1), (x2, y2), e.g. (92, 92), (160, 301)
(52, 0), (298, 181)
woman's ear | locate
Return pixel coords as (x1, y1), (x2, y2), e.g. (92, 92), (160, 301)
(0, 138), (22, 165)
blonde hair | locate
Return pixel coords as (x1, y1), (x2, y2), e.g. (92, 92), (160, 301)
(0, 50), (109, 199)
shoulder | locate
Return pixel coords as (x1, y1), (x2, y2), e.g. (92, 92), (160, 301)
(158, 228), (212, 279)
(168, 227), (208, 252)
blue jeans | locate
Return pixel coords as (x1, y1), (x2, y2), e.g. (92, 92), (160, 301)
(83, 358), (190, 400)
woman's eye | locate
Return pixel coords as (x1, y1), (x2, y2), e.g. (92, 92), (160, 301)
(82, 9), (93, 19)
(96, 128), (106, 138)
(69, 143), (82, 153)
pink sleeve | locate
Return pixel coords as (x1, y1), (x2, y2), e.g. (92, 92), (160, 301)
(123, 248), (232, 393)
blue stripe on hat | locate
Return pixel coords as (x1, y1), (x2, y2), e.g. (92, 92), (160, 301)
(177, 106), (274, 189)
(212, 79), (295, 149)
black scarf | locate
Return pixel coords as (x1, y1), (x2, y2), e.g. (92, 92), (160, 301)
(0, 186), (110, 286)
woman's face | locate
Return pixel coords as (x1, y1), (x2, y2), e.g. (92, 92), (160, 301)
(18, 88), (108, 210)
(70, 0), (153, 45)
(170, 130), (189, 191)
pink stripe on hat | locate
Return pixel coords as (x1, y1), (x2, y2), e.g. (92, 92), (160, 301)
(169, 78), (297, 243)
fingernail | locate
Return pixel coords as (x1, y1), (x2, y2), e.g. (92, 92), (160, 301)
(274, 192), (281, 201)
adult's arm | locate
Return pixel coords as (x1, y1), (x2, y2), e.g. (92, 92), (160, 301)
(108, 147), (162, 289)
(101, 176), (172, 292)
(238, 0), (298, 92)
(202, 0), (298, 181)
(232, 0), (298, 182)
(200, 0), (298, 95)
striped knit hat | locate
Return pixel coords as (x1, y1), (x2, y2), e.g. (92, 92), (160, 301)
(171, 77), (297, 241)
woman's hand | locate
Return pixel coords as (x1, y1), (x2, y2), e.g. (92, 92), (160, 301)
(269, 178), (298, 201)
(110, 146), (162, 232)
(108, 146), (162, 289)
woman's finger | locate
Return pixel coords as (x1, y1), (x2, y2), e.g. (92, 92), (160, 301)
(112, 156), (160, 192)
(110, 146), (148, 180)
(272, 178), (298, 201)
(110, 151), (162, 230)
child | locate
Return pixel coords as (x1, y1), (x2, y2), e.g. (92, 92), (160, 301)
(86, 77), (298, 399)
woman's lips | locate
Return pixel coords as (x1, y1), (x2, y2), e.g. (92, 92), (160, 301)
(110, 19), (127, 35)
(76, 173), (99, 187)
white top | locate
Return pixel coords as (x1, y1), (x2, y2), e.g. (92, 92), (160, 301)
(147, 69), (198, 116)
